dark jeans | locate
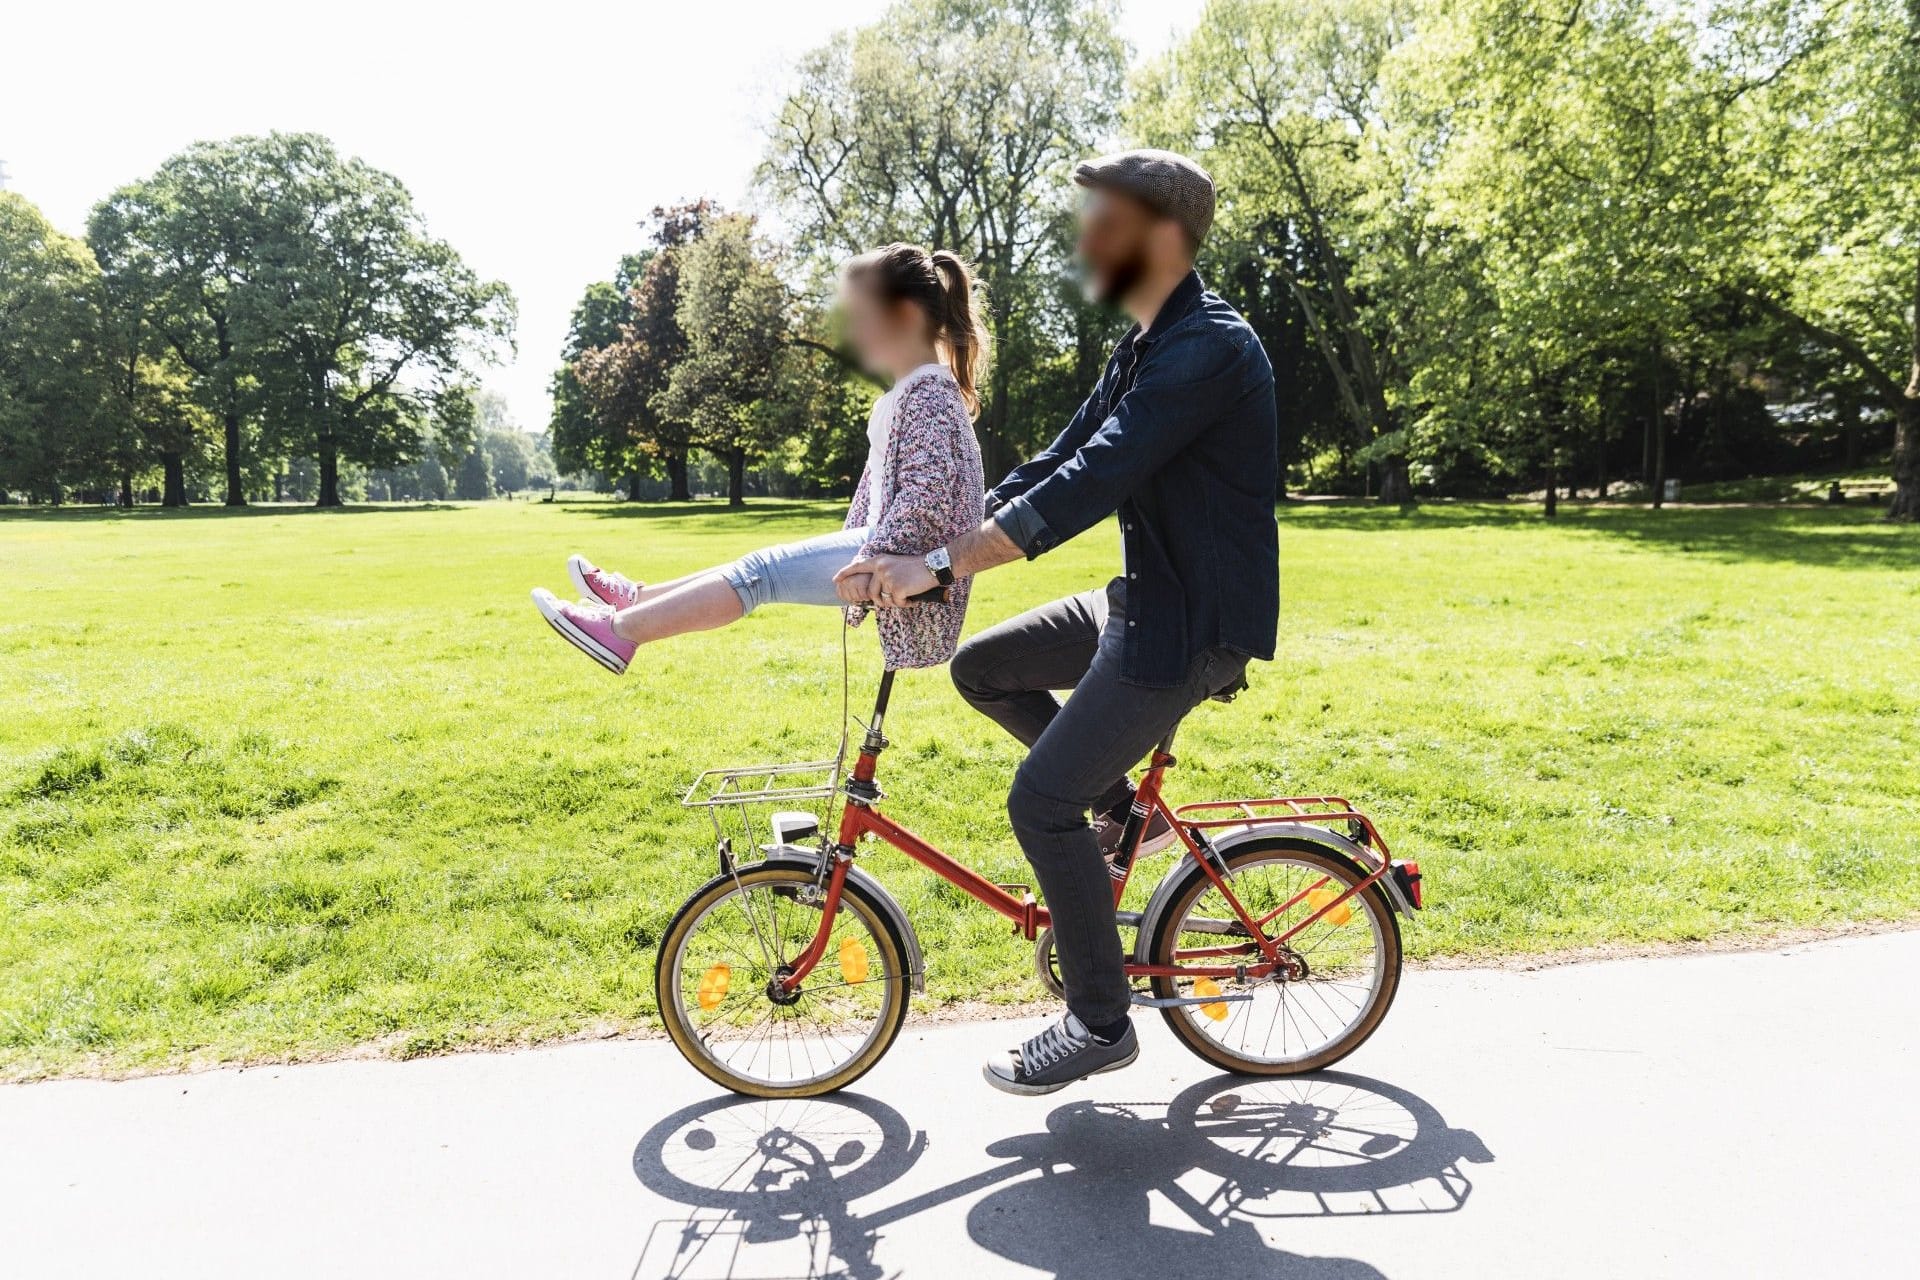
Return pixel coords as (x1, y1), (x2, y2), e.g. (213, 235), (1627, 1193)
(951, 579), (1246, 1027)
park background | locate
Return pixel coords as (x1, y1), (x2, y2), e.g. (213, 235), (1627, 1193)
(2, 0), (1917, 1077)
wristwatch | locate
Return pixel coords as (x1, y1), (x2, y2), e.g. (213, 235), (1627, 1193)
(924, 545), (955, 586)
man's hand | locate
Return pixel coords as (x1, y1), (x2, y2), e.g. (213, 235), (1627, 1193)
(835, 553), (936, 607)
(834, 570), (876, 606)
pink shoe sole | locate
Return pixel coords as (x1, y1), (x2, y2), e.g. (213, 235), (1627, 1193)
(531, 589), (630, 675)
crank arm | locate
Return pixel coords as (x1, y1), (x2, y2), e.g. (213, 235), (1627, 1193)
(1131, 991), (1255, 1009)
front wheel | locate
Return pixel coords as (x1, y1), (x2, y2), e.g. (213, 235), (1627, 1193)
(1145, 841), (1402, 1075)
(656, 863), (911, 1098)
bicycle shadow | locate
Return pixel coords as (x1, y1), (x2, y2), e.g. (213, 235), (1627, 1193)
(629, 1073), (1492, 1279)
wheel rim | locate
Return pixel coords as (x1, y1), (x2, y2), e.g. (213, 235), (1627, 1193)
(1163, 854), (1388, 1067)
(668, 872), (899, 1091)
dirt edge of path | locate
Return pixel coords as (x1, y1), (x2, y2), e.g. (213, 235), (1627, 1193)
(9, 916), (1915, 1085)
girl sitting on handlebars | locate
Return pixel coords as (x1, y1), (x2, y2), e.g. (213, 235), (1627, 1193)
(531, 243), (987, 675)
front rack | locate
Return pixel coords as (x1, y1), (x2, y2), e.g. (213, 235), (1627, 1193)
(681, 757), (844, 861)
(680, 759), (843, 811)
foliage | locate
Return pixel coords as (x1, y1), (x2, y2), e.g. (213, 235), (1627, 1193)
(760, 0), (1128, 471)
(1138, 0), (1920, 516)
(557, 203), (719, 502)
(229, 135), (514, 507)
(86, 138), (280, 506)
(658, 214), (805, 506)
(0, 194), (113, 502)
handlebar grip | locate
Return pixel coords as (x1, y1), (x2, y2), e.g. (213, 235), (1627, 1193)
(906, 584), (949, 604)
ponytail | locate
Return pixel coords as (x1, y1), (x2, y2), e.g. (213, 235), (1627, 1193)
(844, 242), (993, 419)
(929, 250), (989, 418)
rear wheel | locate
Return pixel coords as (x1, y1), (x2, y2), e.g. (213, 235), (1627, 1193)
(1146, 842), (1401, 1075)
(656, 863), (910, 1098)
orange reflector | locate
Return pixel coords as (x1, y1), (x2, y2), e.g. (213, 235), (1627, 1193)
(697, 963), (731, 1011)
(1193, 977), (1229, 1021)
(838, 936), (870, 984)
(1306, 885), (1353, 926)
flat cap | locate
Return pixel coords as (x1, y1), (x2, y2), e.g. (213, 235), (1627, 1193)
(1073, 148), (1215, 249)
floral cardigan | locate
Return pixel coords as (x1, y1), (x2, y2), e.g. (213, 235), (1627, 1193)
(844, 368), (985, 669)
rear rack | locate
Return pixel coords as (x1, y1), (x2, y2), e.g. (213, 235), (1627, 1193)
(1172, 795), (1393, 858)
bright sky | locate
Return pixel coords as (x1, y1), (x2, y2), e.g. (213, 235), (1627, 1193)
(2, 0), (1204, 433)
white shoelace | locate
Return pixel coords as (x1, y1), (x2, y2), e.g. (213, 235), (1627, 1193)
(1019, 1016), (1091, 1075)
(596, 570), (640, 606)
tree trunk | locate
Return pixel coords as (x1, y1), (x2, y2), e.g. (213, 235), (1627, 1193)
(727, 450), (746, 508)
(161, 452), (188, 507)
(1377, 455), (1414, 507)
(1889, 399), (1920, 521)
(983, 296), (1014, 478)
(1651, 404), (1668, 509)
(1544, 456), (1559, 519)
(118, 472), (133, 509)
(626, 470), (644, 501)
(667, 452), (691, 501)
(316, 436), (343, 508)
(223, 410), (246, 506)
(274, 470), (286, 503)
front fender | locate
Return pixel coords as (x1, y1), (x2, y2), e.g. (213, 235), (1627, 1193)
(1131, 823), (1414, 965)
(760, 848), (927, 994)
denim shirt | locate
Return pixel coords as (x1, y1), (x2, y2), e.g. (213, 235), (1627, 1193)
(987, 271), (1278, 687)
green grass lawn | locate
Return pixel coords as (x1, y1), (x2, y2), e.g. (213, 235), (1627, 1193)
(3, 498), (1917, 1077)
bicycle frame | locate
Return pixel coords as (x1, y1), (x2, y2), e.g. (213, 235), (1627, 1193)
(775, 670), (1394, 995)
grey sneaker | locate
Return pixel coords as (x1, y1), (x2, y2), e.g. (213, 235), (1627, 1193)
(1094, 805), (1176, 862)
(982, 1013), (1139, 1095)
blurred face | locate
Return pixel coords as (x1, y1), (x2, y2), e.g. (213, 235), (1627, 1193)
(838, 275), (928, 381)
(1075, 188), (1187, 308)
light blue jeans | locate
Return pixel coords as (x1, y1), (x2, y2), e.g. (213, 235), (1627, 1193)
(721, 527), (872, 615)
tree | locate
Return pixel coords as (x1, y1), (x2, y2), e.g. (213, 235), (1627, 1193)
(761, 0), (1126, 472)
(453, 443), (493, 500)
(551, 256), (653, 497)
(660, 215), (799, 506)
(1727, 0), (1920, 519)
(561, 203), (717, 502)
(87, 139), (282, 506)
(1138, 0), (1423, 503)
(90, 225), (218, 506)
(240, 134), (514, 507)
(0, 194), (112, 502)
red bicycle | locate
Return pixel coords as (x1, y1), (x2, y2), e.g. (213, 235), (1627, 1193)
(656, 660), (1424, 1098)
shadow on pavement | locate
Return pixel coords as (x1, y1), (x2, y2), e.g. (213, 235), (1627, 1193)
(630, 1072), (1492, 1279)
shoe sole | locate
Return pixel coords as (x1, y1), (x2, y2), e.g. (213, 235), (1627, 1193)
(980, 1038), (1141, 1096)
(565, 555), (599, 605)
(531, 589), (628, 675)
(1137, 825), (1179, 858)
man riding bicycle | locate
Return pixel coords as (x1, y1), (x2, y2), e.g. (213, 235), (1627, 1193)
(839, 148), (1280, 1094)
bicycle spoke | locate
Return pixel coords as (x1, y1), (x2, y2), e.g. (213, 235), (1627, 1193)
(1162, 852), (1390, 1067)
(668, 870), (899, 1091)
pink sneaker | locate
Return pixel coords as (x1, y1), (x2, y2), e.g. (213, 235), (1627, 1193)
(531, 588), (636, 675)
(567, 554), (643, 609)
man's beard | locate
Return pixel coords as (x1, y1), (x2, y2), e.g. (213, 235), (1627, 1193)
(1086, 249), (1149, 308)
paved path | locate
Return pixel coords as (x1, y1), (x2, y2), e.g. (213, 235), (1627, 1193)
(4, 932), (1915, 1279)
